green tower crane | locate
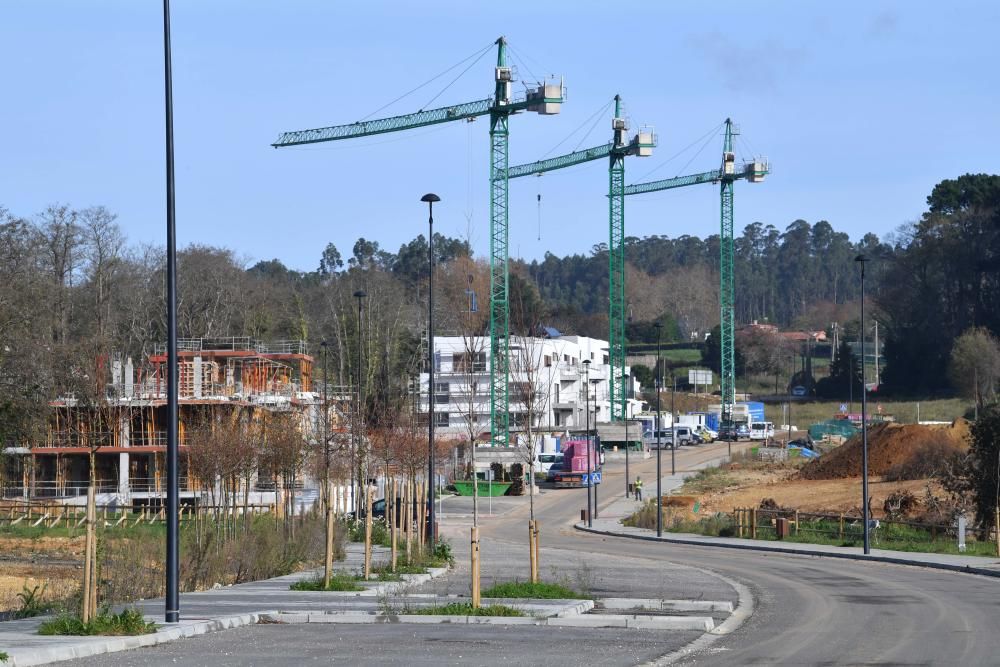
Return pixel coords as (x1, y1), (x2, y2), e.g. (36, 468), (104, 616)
(271, 37), (564, 449)
(623, 119), (768, 432)
(505, 95), (655, 421)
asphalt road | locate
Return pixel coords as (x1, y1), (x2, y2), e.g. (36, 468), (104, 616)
(488, 442), (1000, 666)
(66, 441), (1000, 666)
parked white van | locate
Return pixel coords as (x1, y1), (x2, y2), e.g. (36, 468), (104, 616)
(533, 452), (564, 473)
(749, 422), (775, 441)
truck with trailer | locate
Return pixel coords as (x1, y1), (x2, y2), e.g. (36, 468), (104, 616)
(552, 438), (602, 488)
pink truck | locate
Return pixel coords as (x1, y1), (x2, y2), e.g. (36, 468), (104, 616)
(553, 438), (601, 488)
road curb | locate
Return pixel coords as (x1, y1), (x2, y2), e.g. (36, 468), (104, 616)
(3, 562), (455, 667)
(5, 612), (270, 667)
(575, 522), (1000, 579)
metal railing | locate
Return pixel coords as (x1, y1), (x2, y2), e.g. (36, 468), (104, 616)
(154, 337), (308, 356)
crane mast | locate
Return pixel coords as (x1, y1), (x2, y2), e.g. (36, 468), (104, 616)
(506, 95), (654, 423)
(719, 119), (737, 431)
(489, 40), (512, 448)
(272, 37), (564, 449)
(623, 120), (768, 432)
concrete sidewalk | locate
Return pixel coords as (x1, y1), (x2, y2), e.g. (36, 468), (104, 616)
(583, 491), (1000, 579)
(0, 542), (446, 667)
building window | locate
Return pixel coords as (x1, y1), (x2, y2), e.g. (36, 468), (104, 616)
(434, 412), (450, 427)
(454, 351), (487, 372)
(544, 355), (551, 367)
(553, 412), (561, 426)
(508, 381), (533, 404)
(563, 354), (569, 363)
(434, 381), (449, 405)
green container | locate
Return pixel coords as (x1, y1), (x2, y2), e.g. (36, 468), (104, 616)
(452, 481), (512, 497)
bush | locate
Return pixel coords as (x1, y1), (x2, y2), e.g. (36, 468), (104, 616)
(38, 607), (155, 636)
(13, 584), (52, 619)
(432, 540), (454, 566)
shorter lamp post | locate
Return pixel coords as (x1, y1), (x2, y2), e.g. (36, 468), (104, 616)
(353, 289), (367, 521)
(671, 372), (677, 476)
(654, 323), (663, 537)
(583, 359), (592, 527)
(422, 193), (440, 544)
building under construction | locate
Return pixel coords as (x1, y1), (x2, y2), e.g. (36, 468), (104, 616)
(1, 338), (344, 508)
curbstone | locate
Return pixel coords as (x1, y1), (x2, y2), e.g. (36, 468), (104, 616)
(577, 522), (1000, 579)
(549, 615), (627, 628)
(625, 616), (714, 631)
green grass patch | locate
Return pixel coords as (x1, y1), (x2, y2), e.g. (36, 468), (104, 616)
(0, 650), (8, 663)
(763, 398), (971, 428)
(481, 580), (590, 600)
(37, 607), (156, 636)
(409, 602), (523, 617)
(290, 572), (363, 592)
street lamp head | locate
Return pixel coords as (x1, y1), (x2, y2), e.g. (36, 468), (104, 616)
(582, 359), (591, 366)
(320, 340), (327, 348)
(353, 289), (367, 299)
(420, 193), (441, 203)
(653, 322), (662, 330)
(854, 254), (868, 263)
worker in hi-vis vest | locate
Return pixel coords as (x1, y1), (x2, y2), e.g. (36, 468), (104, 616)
(633, 476), (643, 501)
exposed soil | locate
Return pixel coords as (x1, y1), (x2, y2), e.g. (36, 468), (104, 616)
(799, 419), (971, 480)
(698, 473), (942, 517)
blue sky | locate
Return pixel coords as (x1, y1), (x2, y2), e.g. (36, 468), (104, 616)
(2, 1), (996, 271)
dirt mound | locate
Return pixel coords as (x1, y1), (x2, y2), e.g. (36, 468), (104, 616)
(799, 419), (971, 480)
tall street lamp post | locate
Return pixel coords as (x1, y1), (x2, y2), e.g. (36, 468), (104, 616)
(654, 323), (663, 536)
(353, 290), (367, 520)
(583, 359), (592, 527)
(855, 254), (871, 555)
(422, 193), (440, 544)
(162, 0), (180, 625)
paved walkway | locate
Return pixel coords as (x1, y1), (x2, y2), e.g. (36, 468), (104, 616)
(0, 542), (444, 667)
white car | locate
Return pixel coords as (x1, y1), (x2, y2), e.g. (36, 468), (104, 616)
(533, 452), (564, 474)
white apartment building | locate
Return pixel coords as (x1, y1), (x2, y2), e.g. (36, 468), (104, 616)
(418, 334), (642, 443)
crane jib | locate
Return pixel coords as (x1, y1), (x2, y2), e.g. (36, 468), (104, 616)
(271, 94), (564, 148)
(271, 98), (494, 147)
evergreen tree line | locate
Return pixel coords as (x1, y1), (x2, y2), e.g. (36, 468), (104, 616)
(1, 172), (998, 449)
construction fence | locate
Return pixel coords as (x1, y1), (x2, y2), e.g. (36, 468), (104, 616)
(720, 506), (997, 556)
